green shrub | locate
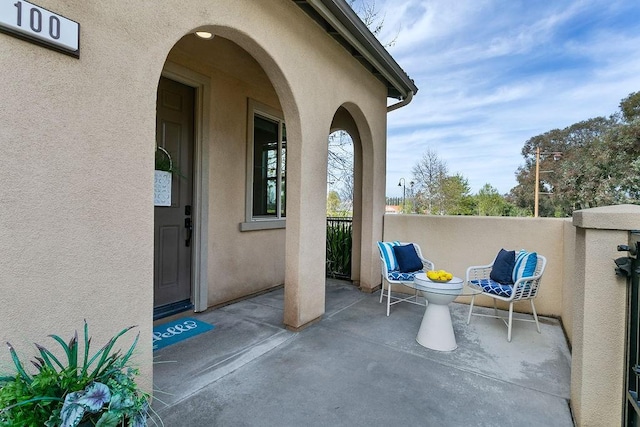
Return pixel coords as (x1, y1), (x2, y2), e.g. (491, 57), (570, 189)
(0, 322), (152, 427)
(326, 218), (352, 278)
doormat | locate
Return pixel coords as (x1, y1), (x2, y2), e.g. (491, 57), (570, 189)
(153, 318), (215, 351)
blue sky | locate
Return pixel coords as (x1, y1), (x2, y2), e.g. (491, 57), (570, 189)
(351, 0), (640, 197)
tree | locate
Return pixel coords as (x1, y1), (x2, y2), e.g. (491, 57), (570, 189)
(510, 117), (617, 217)
(509, 91), (640, 216)
(411, 148), (448, 214)
(327, 190), (342, 216)
(475, 184), (507, 216)
(557, 118), (640, 210)
(620, 91), (640, 123)
(347, 0), (398, 47)
(327, 130), (354, 212)
(441, 174), (474, 215)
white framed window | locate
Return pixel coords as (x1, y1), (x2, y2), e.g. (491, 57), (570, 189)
(241, 100), (287, 231)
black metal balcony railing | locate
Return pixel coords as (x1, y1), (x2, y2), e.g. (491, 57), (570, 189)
(326, 217), (352, 279)
(623, 233), (640, 426)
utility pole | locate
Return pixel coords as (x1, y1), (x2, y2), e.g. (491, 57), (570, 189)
(534, 147), (562, 218)
(534, 147), (540, 218)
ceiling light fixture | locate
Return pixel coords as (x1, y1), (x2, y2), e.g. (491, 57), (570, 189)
(195, 31), (214, 40)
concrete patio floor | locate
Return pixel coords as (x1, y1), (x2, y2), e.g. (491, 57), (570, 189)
(151, 279), (573, 426)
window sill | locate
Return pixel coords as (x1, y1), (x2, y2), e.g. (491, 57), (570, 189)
(239, 219), (286, 231)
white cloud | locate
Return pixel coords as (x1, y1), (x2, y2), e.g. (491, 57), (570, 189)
(363, 0), (640, 196)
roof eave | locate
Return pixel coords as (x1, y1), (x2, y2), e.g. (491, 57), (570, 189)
(293, 0), (418, 100)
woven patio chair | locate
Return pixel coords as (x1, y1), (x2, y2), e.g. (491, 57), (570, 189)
(377, 241), (435, 316)
(466, 249), (547, 342)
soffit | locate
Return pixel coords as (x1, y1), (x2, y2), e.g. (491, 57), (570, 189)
(292, 0), (418, 100)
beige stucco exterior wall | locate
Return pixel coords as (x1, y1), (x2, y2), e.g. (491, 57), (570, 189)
(570, 205), (640, 426)
(383, 215), (567, 317)
(0, 0), (389, 388)
(562, 219), (577, 344)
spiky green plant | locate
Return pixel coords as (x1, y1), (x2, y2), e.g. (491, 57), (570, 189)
(0, 322), (151, 427)
(326, 218), (352, 278)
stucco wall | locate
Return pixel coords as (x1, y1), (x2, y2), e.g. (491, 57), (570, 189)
(562, 219), (577, 345)
(382, 215), (568, 318)
(0, 0), (389, 387)
(570, 205), (640, 426)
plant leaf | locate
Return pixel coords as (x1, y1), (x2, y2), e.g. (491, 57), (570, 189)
(0, 374), (14, 383)
(68, 331), (79, 373)
(60, 392), (85, 427)
(95, 410), (121, 427)
(119, 332), (140, 367)
(0, 396), (63, 413)
(48, 334), (73, 366)
(6, 342), (32, 384)
(31, 358), (44, 371)
(89, 326), (136, 378)
(131, 401), (150, 427)
(82, 320), (90, 377)
(36, 343), (64, 371)
(76, 382), (111, 413)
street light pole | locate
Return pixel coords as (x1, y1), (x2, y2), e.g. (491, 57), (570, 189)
(398, 178), (406, 213)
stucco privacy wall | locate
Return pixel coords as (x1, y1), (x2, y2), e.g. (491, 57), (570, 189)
(562, 219), (577, 344)
(570, 204), (640, 426)
(0, 0), (388, 384)
(382, 215), (567, 317)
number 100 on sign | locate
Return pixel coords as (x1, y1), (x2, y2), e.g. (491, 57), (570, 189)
(0, 0), (79, 55)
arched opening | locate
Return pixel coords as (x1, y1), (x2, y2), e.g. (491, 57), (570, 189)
(326, 130), (354, 280)
(154, 29), (300, 318)
(153, 31), (291, 320)
(152, 28), (302, 406)
(328, 107), (365, 286)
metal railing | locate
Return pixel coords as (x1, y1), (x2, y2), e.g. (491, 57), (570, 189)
(326, 217), (352, 279)
(623, 233), (640, 426)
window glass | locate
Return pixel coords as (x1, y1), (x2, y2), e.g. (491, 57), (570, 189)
(280, 123), (287, 217)
(252, 114), (286, 219)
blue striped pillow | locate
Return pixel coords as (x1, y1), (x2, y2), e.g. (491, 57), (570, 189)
(377, 241), (401, 272)
(512, 250), (538, 282)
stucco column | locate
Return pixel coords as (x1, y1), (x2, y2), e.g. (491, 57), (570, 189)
(356, 116), (386, 293)
(571, 204), (640, 426)
(283, 116), (328, 330)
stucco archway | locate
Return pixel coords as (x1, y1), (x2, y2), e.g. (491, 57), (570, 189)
(330, 104), (377, 291)
(153, 24), (304, 326)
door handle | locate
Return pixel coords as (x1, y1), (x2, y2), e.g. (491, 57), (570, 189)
(185, 217), (193, 247)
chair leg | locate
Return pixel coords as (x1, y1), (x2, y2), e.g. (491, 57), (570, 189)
(531, 299), (541, 333)
(386, 282), (392, 316)
(467, 295), (475, 324)
(379, 280), (385, 303)
(507, 302), (514, 342)
(493, 299), (498, 317)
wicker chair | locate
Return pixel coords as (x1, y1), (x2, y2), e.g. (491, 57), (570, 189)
(377, 241), (435, 316)
(466, 251), (547, 341)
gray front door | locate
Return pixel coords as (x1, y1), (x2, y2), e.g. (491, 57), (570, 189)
(154, 77), (194, 313)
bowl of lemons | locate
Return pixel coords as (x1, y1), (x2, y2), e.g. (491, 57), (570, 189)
(426, 270), (454, 283)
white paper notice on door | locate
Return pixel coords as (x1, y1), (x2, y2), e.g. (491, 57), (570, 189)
(154, 170), (172, 206)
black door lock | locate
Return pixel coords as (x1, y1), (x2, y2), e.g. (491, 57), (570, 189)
(185, 217), (193, 247)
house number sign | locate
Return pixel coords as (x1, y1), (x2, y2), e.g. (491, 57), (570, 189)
(0, 0), (79, 57)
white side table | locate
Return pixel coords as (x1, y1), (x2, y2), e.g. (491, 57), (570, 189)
(408, 273), (480, 351)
